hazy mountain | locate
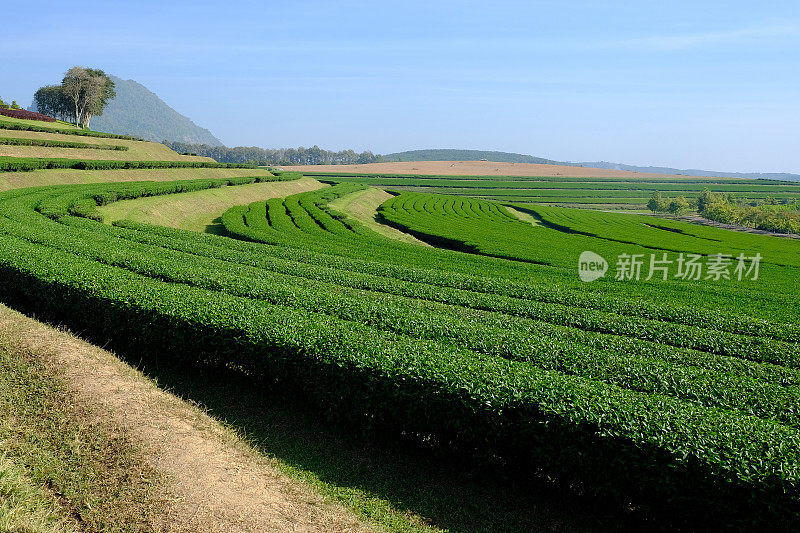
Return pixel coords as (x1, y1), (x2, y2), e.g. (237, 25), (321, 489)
(571, 161), (800, 181)
(384, 149), (800, 181)
(85, 76), (222, 146)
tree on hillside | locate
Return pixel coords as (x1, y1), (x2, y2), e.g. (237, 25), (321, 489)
(33, 85), (73, 121)
(56, 66), (116, 127)
(81, 68), (115, 128)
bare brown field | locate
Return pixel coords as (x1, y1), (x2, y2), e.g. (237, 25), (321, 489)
(284, 160), (720, 179)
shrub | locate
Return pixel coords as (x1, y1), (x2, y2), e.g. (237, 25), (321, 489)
(0, 137), (128, 151)
(668, 195), (690, 214)
(0, 119), (140, 139)
(0, 108), (57, 122)
(0, 157), (256, 173)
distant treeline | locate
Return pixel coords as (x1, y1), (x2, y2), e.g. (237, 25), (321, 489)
(165, 142), (382, 166)
(382, 149), (559, 164)
(698, 190), (800, 234)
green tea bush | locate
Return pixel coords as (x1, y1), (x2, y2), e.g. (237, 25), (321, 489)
(0, 137), (128, 150)
(0, 157), (256, 172)
(0, 119), (143, 140)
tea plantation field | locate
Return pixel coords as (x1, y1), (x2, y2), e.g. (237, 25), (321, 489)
(220, 182), (800, 527)
(1, 128), (799, 527)
(299, 170), (800, 208)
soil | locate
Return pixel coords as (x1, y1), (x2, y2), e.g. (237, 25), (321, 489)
(0, 304), (373, 533)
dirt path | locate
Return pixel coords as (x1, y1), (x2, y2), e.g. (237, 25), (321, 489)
(328, 187), (432, 247)
(0, 304), (373, 533)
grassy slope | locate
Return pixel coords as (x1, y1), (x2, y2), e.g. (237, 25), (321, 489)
(0, 115), (82, 130)
(328, 186), (432, 246)
(0, 128), (215, 162)
(0, 455), (76, 533)
(0, 308), (165, 532)
(0, 166), (273, 191)
(98, 177), (326, 232)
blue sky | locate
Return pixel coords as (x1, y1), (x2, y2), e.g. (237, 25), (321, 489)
(2, 1), (799, 172)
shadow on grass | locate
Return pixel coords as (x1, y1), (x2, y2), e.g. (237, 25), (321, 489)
(124, 356), (644, 533)
(202, 216), (227, 235)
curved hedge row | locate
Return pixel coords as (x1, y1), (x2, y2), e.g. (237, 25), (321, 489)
(0, 178), (799, 527)
(0, 157), (256, 172)
(222, 185), (800, 344)
(301, 172), (800, 207)
(0, 137), (128, 151)
(0, 119), (144, 140)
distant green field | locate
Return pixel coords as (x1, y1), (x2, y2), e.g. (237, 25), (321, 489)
(298, 171), (800, 207)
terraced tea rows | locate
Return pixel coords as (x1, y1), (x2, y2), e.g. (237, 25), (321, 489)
(378, 191), (800, 292)
(302, 171), (800, 207)
(0, 173), (798, 527)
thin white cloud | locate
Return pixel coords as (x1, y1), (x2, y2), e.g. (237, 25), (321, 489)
(606, 23), (800, 51)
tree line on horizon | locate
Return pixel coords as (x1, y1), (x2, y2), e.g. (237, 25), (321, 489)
(165, 141), (383, 166)
(32, 67), (115, 128)
(649, 189), (800, 233)
(0, 97), (22, 110)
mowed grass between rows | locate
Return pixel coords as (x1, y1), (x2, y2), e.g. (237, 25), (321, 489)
(328, 186), (432, 246)
(98, 176), (327, 232)
(0, 166), (275, 191)
(0, 115), (82, 130)
(0, 128), (215, 162)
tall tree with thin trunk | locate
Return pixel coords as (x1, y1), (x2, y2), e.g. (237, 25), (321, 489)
(62, 66), (90, 126)
(82, 68), (115, 128)
(60, 66), (115, 127)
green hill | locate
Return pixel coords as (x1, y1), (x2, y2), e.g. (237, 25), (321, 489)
(382, 149), (558, 164)
(47, 76), (223, 146)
